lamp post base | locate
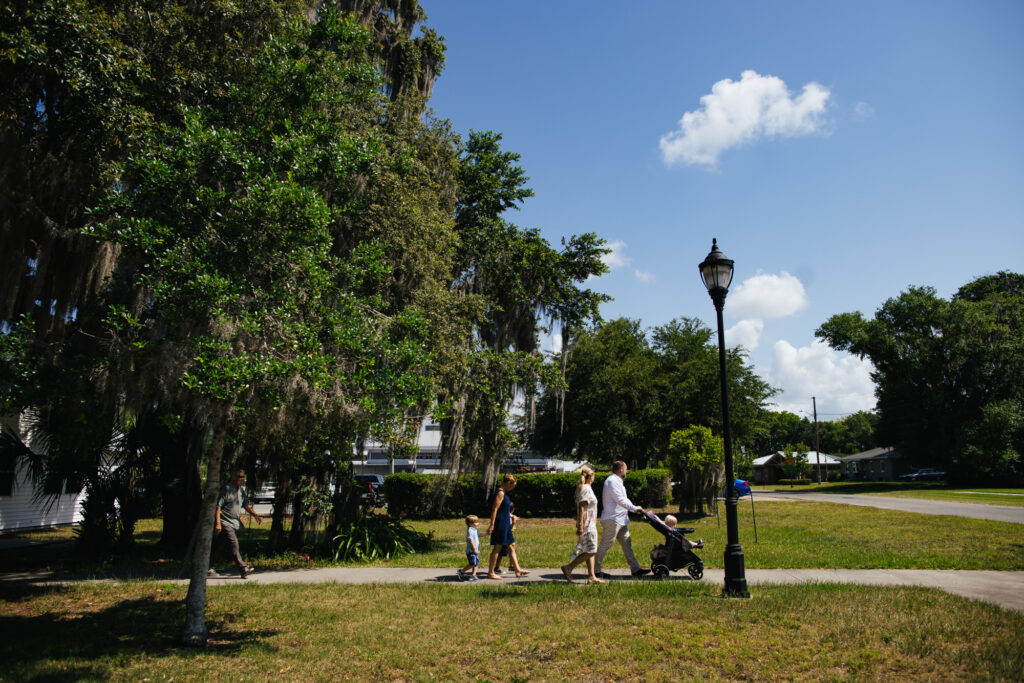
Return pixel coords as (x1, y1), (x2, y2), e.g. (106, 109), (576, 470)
(721, 543), (751, 599)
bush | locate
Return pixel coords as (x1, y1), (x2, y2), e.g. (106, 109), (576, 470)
(382, 473), (431, 518)
(331, 513), (431, 561)
(383, 469), (671, 518)
(778, 478), (813, 486)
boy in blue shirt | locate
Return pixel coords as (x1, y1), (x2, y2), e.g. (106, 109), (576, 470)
(457, 515), (480, 581)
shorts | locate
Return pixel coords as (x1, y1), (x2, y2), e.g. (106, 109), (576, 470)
(466, 552), (480, 567)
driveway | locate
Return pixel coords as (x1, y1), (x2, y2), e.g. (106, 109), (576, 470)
(752, 490), (1024, 524)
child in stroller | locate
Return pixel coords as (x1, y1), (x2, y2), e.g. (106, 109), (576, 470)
(642, 510), (705, 580)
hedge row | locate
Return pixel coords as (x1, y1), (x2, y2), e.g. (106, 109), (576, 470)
(383, 469), (671, 519)
(777, 478), (813, 486)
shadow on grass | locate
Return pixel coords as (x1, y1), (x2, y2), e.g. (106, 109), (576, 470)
(477, 587), (529, 599)
(0, 588), (280, 680)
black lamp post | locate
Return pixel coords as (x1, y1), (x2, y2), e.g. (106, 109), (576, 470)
(699, 238), (750, 598)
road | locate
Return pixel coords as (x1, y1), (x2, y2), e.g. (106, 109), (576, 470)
(752, 490), (1024, 524)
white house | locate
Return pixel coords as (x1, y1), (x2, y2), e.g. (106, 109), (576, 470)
(1, 414), (85, 531)
(351, 417), (586, 475)
(751, 450), (842, 484)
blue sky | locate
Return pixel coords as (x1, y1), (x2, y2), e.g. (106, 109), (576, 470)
(420, 1), (1024, 419)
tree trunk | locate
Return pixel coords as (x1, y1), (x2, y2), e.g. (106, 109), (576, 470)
(267, 470), (291, 554)
(288, 483), (307, 550)
(181, 412), (228, 646)
(433, 394), (466, 515)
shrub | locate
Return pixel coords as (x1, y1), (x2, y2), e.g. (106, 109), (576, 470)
(382, 472), (431, 518)
(384, 469), (672, 518)
(331, 513), (431, 561)
(778, 478), (813, 486)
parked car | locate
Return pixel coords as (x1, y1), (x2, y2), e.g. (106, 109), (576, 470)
(355, 474), (386, 505)
(252, 482), (277, 503)
(899, 468), (947, 481)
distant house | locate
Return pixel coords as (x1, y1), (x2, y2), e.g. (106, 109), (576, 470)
(839, 447), (905, 481)
(1, 414), (85, 532)
(752, 451), (842, 484)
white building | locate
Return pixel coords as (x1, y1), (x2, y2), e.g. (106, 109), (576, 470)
(751, 450), (842, 484)
(351, 418), (586, 475)
(1, 414), (85, 531)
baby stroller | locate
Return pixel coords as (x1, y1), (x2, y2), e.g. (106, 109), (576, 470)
(642, 511), (704, 580)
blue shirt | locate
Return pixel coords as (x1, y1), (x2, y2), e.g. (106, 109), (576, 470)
(466, 526), (479, 554)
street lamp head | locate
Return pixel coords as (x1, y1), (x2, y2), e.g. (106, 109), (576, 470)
(699, 238), (735, 295)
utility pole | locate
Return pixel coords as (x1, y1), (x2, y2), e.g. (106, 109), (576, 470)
(813, 397), (822, 484)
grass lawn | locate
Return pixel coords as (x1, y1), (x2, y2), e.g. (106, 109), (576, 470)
(399, 502), (1024, 571)
(2, 580), (1022, 681)
(3, 501), (1023, 574)
(759, 482), (1024, 508)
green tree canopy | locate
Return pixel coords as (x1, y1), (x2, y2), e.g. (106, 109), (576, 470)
(817, 272), (1024, 484)
(666, 425), (723, 516)
(531, 317), (775, 468)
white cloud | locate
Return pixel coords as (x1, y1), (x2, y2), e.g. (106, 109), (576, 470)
(634, 270), (655, 284)
(660, 70), (831, 166)
(728, 271), (808, 320)
(768, 339), (876, 415)
(726, 319), (764, 352)
(854, 101), (875, 120)
(601, 240), (631, 269)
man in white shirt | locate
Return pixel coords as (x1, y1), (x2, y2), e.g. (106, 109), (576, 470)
(595, 461), (650, 578)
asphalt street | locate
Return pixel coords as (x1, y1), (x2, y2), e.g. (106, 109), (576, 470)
(751, 490), (1024, 524)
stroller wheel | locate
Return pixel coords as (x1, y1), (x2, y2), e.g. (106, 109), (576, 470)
(687, 563), (703, 580)
(652, 565), (669, 579)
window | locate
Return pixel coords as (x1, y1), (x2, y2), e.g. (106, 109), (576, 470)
(424, 424), (441, 431)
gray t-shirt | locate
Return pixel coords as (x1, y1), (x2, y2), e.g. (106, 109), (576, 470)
(217, 483), (249, 530)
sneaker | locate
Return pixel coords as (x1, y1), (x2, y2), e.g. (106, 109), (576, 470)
(467, 575), (479, 582)
(596, 571), (614, 579)
(207, 568), (220, 578)
(631, 568), (651, 578)
(457, 569), (466, 581)
(694, 539), (705, 549)
(240, 565), (254, 579)
(493, 567), (504, 574)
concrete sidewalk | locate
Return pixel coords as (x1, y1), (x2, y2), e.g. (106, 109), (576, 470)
(7, 566), (1022, 614)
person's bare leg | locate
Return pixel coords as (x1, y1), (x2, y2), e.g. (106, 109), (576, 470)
(487, 546), (503, 579)
(561, 549), (588, 582)
(586, 554), (605, 583)
(509, 545), (530, 576)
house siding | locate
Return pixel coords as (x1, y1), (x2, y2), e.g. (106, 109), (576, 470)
(0, 460), (85, 531)
(1, 413), (86, 531)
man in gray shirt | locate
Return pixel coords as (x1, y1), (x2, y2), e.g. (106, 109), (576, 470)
(212, 469), (262, 578)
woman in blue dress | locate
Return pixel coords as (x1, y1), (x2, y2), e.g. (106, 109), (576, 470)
(486, 474), (530, 579)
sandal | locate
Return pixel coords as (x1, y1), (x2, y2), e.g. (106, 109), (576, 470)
(586, 576), (608, 584)
(514, 569), (531, 577)
(560, 565), (574, 583)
